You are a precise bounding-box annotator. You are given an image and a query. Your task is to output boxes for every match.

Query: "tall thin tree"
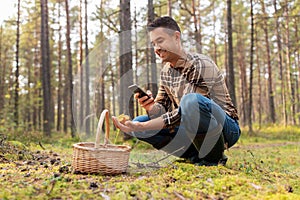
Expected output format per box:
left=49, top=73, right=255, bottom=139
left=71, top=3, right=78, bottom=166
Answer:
left=84, top=0, right=90, bottom=135
left=283, top=0, right=295, bottom=125
left=191, top=0, right=202, bottom=54
left=273, top=0, right=287, bottom=125
left=65, top=0, right=75, bottom=137
left=57, top=0, right=63, bottom=131
left=119, top=0, right=133, bottom=117
left=0, top=25, right=5, bottom=115
left=148, top=0, right=158, bottom=97
left=41, top=0, right=53, bottom=136
left=226, top=0, right=237, bottom=107
left=261, top=0, right=276, bottom=123
left=14, top=0, right=21, bottom=126
left=78, top=0, right=84, bottom=130
left=248, top=0, right=254, bottom=133
left=167, top=0, right=172, bottom=17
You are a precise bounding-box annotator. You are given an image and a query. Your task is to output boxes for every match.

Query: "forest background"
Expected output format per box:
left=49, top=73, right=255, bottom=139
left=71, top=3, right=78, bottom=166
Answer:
left=0, top=0, right=299, bottom=137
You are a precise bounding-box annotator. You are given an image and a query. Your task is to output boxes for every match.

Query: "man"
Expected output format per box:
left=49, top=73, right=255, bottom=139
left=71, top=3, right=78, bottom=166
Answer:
left=112, top=16, right=241, bottom=166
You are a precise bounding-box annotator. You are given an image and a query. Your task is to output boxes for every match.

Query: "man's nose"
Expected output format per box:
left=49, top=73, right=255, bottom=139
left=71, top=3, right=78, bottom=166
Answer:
left=153, top=44, right=161, bottom=51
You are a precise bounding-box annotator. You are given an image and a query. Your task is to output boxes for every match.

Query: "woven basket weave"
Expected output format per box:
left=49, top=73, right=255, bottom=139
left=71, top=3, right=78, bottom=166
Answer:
left=72, top=109, right=131, bottom=175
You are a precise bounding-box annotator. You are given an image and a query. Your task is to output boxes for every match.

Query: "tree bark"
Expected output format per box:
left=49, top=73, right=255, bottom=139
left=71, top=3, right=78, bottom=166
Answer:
left=237, top=20, right=247, bottom=126
left=167, top=0, right=172, bottom=17
left=273, top=0, right=287, bottom=125
left=226, top=0, right=237, bottom=107
left=255, top=29, right=262, bottom=128
left=148, top=0, right=158, bottom=97
left=41, top=0, right=52, bottom=136
left=295, top=18, right=300, bottom=123
left=78, top=0, right=84, bottom=130
left=191, top=0, right=202, bottom=54
left=84, top=0, right=90, bottom=135
left=133, top=6, right=139, bottom=117
left=57, top=2, right=63, bottom=131
left=0, top=26, right=4, bottom=116
left=65, top=0, right=75, bottom=137
left=119, top=0, right=133, bottom=117
left=261, top=0, right=276, bottom=123
left=14, top=0, right=21, bottom=126
left=248, top=0, right=254, bottom=133
left=283, top=0, right=295, bottom=125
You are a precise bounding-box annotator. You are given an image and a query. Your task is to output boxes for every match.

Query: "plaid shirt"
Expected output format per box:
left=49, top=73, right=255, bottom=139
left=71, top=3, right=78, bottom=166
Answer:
left=148, top=52, right=239, bottom=130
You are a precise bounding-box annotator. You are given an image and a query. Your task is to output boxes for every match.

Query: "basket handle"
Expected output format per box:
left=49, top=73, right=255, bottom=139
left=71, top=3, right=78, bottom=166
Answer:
left=95, top=109, right=110, bottom=148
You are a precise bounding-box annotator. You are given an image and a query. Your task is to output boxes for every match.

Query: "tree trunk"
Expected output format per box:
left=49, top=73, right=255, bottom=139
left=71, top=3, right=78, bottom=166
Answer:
left=33, top=39, right=40, bottom=130
left=283, top=0, right=295, bottom=125
left=295, top=18, right=300, bottom=123
left=261, top=0, right=276, bottom=123
left=237, top=21, right=247, bottom=126
left=65, top=0, right=75, bottom=137
left=148, top=0, right=158, bottom=97
left=99, top=0, right=105, bottom=117
left=226, top=0, right=237, bottom=107
left=84, top=0, right=90, bottom=135
left=57, top=2, right=63, bottom=131
left=133, top=6, right=139, bottom=117
left=14, top=0, right=21, bottom=126
left=248, top=0, right=254, bottom=133
left=255, top=29, right=262, bottom=128
left=0, top=26, right=4, bottom=115
left=119, top=0, right=133, bottom=117
left=111, top=64, right=116, bottom=131
left=212, top=0, right=217, bottom=64
left=192, top=0, right=202, bottom=54
left=78, top=0, right=84, bottom=130
left=273, top=0, right=287, bottom=126
left=167, top=0, right=172, bottom=17
left=41, top=0, right=52, bottom=136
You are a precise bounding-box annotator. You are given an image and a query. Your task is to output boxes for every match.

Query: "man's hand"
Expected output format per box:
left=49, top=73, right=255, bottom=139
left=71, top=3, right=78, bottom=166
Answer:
left=112, top=115, right=165, bottom=134
left=112, top=116, right=144, bottom=133
left=135, top=90, right=155, bottom=111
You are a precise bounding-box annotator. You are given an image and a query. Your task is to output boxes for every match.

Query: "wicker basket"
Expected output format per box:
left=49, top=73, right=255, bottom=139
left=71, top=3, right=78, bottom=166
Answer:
left=72, top=109, right=131, bottom=175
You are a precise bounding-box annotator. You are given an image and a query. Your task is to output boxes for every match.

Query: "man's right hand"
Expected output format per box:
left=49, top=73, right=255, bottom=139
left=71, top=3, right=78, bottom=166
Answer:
left=134, top=90, right=155, bottom=111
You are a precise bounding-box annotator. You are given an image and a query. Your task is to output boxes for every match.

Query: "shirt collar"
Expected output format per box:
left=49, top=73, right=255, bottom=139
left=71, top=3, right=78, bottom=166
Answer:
left=172, top=52, right=194, bottom=70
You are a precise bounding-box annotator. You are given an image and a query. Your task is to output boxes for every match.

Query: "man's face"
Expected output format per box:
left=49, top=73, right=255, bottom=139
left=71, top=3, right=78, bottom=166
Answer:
left=149, top=27, right=181, bottom=64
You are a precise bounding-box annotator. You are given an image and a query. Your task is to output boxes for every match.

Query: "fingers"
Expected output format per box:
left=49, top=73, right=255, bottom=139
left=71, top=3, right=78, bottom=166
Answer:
left=112, top=116, right=133, bottom=133
left=146, top=90, right=153, bottom=97
left=140, top=97, right=154, bottom=107
left=134, top=93, right=140, bottom=99
left=111, top=116, right=121, bottom=129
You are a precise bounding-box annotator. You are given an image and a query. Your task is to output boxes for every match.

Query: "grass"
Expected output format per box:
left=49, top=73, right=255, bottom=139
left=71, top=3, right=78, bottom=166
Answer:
left=0, top=125, right=299, bottom=199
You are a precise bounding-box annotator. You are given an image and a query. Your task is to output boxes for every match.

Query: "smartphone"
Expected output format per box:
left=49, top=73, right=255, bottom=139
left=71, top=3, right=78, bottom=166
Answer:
left=128, top=84, right=150, bottom=99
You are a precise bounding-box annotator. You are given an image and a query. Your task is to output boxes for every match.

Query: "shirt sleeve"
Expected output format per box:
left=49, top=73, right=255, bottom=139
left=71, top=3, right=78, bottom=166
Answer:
left=147, top=85, right=168, bottom=119
left=147, top=84, right=181, bottom=129
left=161, top=108, right=181, bottom=128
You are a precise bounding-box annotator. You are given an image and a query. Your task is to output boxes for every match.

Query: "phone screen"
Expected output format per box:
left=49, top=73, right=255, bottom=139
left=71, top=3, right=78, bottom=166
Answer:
left=128, top=84, right=150, bottom=99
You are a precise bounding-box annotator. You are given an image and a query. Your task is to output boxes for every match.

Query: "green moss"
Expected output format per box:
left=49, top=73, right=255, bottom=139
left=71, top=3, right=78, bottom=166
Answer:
left=0, top=125, right=300, bottom=199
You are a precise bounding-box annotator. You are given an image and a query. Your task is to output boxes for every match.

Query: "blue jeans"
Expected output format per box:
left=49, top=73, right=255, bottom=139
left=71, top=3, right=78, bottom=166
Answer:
left=131, top=93, right=241, bottom=158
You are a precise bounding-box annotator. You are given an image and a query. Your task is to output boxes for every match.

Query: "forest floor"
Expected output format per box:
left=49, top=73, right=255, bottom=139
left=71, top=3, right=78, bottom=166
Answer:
left=0, top=125, right=299, bottom=200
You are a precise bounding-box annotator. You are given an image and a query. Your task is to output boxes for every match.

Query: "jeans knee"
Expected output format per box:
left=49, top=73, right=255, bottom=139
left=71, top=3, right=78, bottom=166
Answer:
left=133, top=115, right=149, bottom=122
left=180, top=93, right=198, bottom=111
left=180, top=93, right=210, bottom=113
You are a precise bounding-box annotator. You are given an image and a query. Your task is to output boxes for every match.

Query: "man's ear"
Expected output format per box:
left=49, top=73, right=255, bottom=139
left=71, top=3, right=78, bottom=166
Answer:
left=174, top=31, right=181, bottom=42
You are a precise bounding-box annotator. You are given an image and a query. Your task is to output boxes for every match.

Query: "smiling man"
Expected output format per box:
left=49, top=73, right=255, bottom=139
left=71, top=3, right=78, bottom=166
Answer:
left=112, top=16, right=241, bottom=166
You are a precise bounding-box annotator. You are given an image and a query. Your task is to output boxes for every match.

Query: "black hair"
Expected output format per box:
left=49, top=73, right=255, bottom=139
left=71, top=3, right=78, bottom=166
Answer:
left=147, top=16, right=181, bottom=34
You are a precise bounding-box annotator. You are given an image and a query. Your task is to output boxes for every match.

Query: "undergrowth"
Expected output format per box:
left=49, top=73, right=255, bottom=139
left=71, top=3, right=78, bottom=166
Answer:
left=0, top=125, right=299, bottom=199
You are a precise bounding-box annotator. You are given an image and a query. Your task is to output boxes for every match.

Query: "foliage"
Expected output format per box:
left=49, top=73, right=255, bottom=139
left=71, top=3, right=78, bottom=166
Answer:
left=0, top=125, right=299, bottom=199
left=1, top=0, right=300, bottom=134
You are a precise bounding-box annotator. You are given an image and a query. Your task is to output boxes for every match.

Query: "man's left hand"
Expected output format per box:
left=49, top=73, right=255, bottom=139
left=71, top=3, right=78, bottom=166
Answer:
left=112, top=116, right=144, bottom=133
